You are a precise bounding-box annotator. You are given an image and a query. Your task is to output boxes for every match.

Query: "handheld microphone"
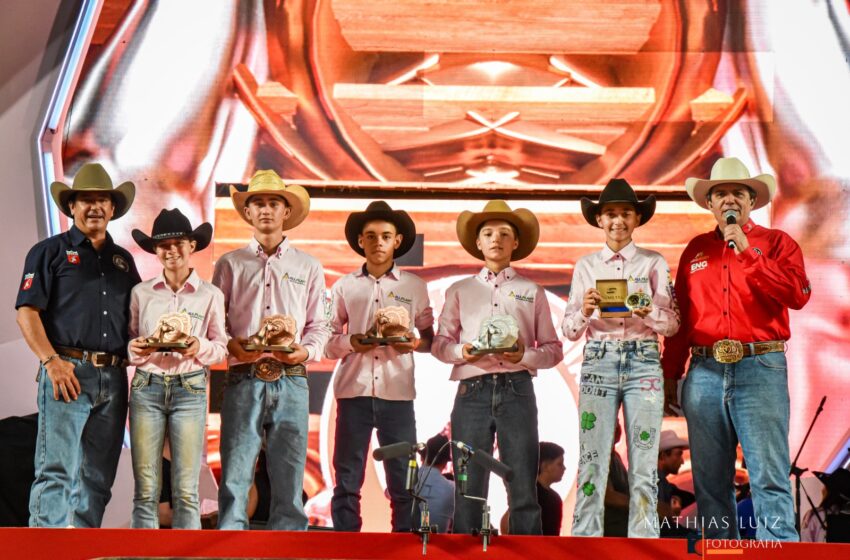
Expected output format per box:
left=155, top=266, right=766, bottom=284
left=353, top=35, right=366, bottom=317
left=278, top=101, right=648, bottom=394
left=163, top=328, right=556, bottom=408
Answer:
left=454, top=441, right=515, bottom=482
left=723, top=210, right=738, bottom=250
left=372, top=441, right=423, bottom=462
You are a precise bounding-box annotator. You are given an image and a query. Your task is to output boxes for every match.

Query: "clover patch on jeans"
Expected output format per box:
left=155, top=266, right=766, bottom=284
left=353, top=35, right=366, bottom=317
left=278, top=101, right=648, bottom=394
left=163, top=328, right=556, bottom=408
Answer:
left=633, top=426, right=656, bottom=450
left=580, top=411, right=597, bottom=432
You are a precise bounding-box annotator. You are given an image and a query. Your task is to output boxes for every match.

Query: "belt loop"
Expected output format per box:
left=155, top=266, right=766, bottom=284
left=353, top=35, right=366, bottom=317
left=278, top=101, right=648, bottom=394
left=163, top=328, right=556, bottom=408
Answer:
left=747, top=343, right=755, bottom=356
left=599, top=344, right=606, bottom=359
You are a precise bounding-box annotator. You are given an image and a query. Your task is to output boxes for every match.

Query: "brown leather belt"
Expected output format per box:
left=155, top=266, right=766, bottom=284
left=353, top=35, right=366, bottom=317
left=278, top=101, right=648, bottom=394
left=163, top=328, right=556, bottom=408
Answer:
left=691, top=340, right=785, bottom=364
left=228, top=358, right=306, bottom=382
left=55, top=346, right=125, bottom=368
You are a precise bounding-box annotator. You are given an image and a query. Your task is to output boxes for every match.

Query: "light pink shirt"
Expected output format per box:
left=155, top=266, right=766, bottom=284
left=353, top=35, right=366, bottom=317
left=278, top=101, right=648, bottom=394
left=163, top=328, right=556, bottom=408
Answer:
left=212, top=237, right=330, bottom=367
left=432, top=267, right=563, bottom=380
left=562, top=241, right=680, bottom=341
left=325, top=264, right=434, bottom=401
left=127, top=270, right=228, bottom=374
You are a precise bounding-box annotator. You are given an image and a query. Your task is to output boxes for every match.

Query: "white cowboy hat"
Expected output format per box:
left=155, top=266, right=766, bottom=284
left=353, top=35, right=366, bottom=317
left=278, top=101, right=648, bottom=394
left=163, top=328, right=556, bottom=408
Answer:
left=685, top=157, right=776, bottom=210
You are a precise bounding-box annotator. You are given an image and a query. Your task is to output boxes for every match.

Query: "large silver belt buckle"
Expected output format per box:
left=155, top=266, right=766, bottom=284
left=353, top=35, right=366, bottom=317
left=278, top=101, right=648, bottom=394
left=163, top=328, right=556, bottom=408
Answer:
left=253, top=357, right=284, bottom=382
left=712, top=339, right=744, bottom=363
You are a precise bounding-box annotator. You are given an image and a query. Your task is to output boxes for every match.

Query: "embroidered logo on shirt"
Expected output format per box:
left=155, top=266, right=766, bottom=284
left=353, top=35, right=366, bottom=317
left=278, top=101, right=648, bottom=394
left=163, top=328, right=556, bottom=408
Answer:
left=22, top=273, right=34, bottom=291
left=628, top=275, right=649, bottom=283
left=181, top=309, right=205, bottom=321
left=281, top=272, right=307, bottom=286
left=66, top=250, right=80, bottom=264
left=508, top=290, right=535, bottom=303
left=386, top=291, right=413, bottom=305
left=690, top=260, right=708, bottom=273
left=752, top=247, right=763, bottom=256
left=113, top=255, right=129, bottom=272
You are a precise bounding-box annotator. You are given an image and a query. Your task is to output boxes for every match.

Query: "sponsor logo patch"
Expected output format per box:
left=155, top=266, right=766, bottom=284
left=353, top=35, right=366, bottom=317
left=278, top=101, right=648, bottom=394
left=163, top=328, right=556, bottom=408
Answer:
left=387, top=291, right=413, bottom=305
left=22, top=273, right=34, bottom=291
left=690, top=260, right=708, bottom=273
left=508, top=290, right=535, bottom=303
left=281, top=272, right=306, bottom=286
left=66, top=250, right=80, bottom=264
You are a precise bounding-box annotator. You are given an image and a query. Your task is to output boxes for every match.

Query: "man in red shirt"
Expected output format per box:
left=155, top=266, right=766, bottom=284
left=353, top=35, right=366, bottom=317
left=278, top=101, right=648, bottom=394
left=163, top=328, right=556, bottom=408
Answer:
left=661, top=157, right=811, bottom=541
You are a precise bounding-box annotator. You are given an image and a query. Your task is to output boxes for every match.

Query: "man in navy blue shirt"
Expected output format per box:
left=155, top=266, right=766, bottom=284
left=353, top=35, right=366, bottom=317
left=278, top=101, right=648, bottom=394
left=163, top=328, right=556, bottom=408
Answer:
left=15, top=163, right=140, bottom=527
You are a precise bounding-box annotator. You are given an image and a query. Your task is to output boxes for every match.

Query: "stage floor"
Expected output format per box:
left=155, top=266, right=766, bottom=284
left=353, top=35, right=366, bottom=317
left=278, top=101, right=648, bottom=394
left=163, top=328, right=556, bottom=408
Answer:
left=2, top=528, right=848, bottom=559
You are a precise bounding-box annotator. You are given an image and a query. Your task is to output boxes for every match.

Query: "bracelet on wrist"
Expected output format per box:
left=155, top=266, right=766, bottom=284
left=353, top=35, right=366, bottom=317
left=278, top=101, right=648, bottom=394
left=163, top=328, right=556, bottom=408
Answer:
left=40, top=353, right=60, bottom=366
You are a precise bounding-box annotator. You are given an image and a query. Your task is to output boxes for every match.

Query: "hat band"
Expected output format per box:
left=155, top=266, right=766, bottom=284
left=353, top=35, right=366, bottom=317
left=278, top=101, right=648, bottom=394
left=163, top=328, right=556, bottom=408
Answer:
left=152, top=231, right=189, bottom=239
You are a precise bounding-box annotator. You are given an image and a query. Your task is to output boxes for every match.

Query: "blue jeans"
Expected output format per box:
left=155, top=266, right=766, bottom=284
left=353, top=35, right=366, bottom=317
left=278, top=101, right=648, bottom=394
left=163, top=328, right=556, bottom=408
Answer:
left=129, top=369, right=207, bottom=529
left=572, top=340, right=663, bottom=538
left=217, top=371, right=309, bottom=530
left=29, top=358, right=128, bottom=527
left=450, top=371, right=541, bottom=535
left=331, top=397, right=417, bottom=532
left=682, top=352, right=797, bottom=541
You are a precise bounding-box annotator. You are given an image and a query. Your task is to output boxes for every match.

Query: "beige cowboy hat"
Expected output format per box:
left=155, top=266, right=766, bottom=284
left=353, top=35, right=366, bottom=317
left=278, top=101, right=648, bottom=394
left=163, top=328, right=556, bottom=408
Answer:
left=456, top=200, right=540, bottom=261
left=685, top=157, right=776, bottom=210
left=50, top=163, right=136, bottom=220
left=230, top=169, right=310, bottom=230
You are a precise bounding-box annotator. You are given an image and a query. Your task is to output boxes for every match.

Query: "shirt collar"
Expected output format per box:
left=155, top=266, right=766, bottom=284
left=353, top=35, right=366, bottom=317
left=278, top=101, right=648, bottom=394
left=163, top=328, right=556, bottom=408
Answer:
left=478, top=266, right=515, bottom=284
left=714, top=219, right=756, bottom=238
left=601, top=241, right=637, bottom=262
left=68, top=224, right=114, bottom=249
left=359, top=262, right=400, bottom=280
left=152, top=269, right=200, bottom=292
left=249, top=236, right=290, bottom=259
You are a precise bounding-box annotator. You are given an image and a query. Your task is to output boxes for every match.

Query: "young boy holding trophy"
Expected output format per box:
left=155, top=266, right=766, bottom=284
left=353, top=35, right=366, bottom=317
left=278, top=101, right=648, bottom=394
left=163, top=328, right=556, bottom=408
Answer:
left=127, top=208, right=227, bottom=528
left=563, top=179, right=679, bottom=537
left=325, top=201, right=434, bottom=532
left=432, top=200, right=563, bottom=535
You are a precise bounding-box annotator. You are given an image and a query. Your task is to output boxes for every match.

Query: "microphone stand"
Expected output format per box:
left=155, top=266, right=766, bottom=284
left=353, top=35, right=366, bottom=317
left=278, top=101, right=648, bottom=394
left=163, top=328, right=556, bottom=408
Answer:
left=790, top=396, right=826, bottom=533
left=457, top=450, right=494, bottom=551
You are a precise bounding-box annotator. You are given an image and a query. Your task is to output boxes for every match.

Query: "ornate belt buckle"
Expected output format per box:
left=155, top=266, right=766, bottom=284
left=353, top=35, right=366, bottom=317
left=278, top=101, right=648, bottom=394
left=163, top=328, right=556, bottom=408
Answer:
left=253, top=357, right=284, bottom=382
left=91, top=352, right=109, bottom=368
left=712, top=339, right=744, bottom=363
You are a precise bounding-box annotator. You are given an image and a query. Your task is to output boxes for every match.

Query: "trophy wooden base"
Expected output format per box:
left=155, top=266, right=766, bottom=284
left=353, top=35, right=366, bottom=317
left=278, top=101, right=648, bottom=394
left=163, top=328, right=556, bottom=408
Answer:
left=142, top=341, right=189, bottom=351
left=470, top=344, right=519, bottom=355
left=243, top=344, right=294, bottom=353
left=359, top=336, right=410, bottom=346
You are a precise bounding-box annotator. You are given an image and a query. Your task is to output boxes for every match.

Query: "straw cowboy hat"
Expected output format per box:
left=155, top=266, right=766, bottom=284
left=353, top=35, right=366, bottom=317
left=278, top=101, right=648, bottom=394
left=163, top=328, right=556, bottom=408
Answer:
left=132, top=208, right=212, bottom=254
left=50, top=163, right=135, bottom=220
left=344, top=201, right=417, bottom=258
left=685, top=157, right=776, bottom=210
left=230, top=169, right=310, bottom=230
left=580, top=178, right=656, bottom=228
left=456, top=200, right=540, bottom=261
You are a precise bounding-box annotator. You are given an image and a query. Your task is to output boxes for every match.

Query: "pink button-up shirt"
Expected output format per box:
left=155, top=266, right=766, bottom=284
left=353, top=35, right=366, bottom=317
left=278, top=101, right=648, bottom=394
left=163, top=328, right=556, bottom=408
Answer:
left=127, top=270, right=228, bottom=374
left=326, top=264, right=433, bottom=401
left=562, top=241, right=679, bottom=341
left=212, top=237, right=330, bottom=367
left=432, top=267, right=563, bottom=380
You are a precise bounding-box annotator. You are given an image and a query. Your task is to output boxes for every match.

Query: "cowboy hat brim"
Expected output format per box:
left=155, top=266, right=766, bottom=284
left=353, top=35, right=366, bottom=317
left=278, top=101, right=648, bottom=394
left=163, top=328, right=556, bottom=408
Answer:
left=685, top=174, right=776, bottom=210
left=50, top=181, right=136, bottom=220
left=131, top=222, right=213, bottom=254
left=230, top=184, right=311, bottom=231
left=580, top=196, right=656, bottom=228
left=345, top=208, right=417, bottom=258
left=456, top=208, right=539, bottom=262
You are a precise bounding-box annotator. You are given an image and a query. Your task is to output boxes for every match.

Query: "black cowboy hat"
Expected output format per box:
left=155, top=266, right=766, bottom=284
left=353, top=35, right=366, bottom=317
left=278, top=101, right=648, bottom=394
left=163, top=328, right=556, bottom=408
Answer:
left=580, top=178, right=656, bottom=228
left=814, top=468, right=850, bottom=500
left=131, top=208, right=213, bottom=254
left=344, top=201, right=416, bottom=258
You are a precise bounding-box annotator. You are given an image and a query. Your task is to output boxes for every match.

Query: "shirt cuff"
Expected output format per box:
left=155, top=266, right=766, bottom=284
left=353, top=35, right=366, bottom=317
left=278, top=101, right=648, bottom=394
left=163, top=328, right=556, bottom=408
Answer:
left=453, top=343, right=465, bottom=362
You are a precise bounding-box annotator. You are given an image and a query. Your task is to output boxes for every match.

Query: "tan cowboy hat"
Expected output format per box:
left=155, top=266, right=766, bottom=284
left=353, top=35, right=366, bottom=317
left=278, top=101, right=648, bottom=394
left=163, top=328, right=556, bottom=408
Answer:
left=50, top=163, right=136, bottom=220
left=230, top=169, right=310, bottom=230
left=685, top=157, right=776, bottom=210
left=456, top=200, right=540, bottom=261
